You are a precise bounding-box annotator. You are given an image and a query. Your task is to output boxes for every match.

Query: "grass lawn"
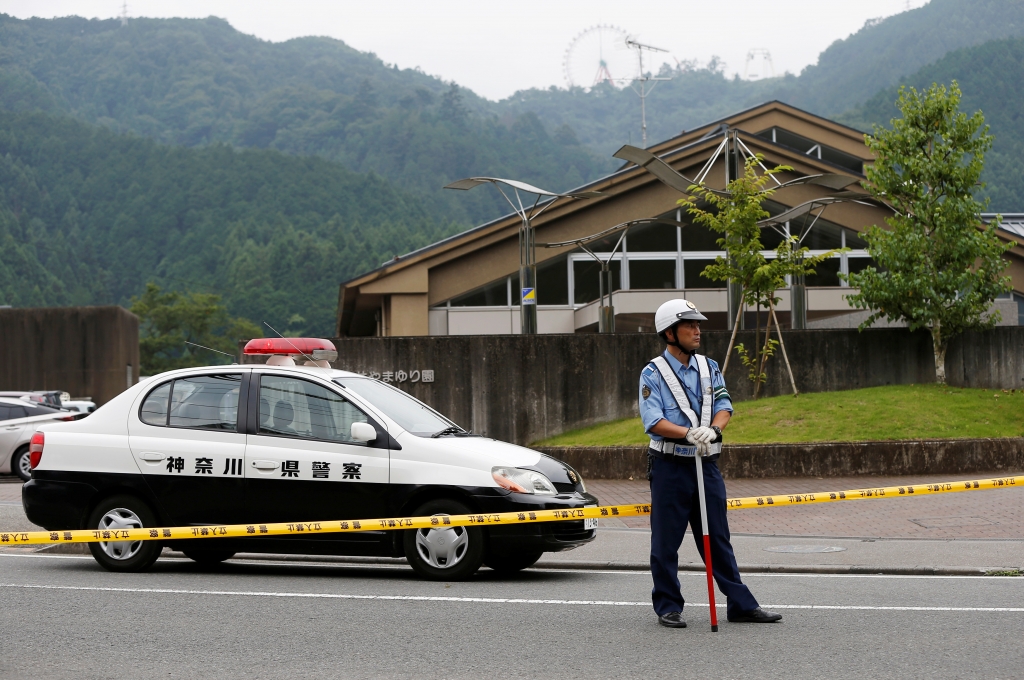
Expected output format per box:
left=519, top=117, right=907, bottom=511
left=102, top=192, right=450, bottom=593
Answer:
left=533, top=384, right=1024, bottom=446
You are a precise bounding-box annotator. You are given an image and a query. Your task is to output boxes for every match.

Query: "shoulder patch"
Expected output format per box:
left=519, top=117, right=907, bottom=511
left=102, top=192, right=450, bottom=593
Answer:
left=642, top=365, right=656, bottom=376
left=642, top=385, right=652, bottom=400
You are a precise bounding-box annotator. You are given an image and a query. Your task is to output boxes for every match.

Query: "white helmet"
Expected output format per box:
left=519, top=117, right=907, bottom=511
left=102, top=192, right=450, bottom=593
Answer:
left=654, top=299, right=708, bottom=333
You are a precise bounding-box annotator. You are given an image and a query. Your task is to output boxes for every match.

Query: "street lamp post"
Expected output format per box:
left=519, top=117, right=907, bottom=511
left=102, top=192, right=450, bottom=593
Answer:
left=538, top=218, right=685, bottom=333
left=445, top=178, right=600, bottom=335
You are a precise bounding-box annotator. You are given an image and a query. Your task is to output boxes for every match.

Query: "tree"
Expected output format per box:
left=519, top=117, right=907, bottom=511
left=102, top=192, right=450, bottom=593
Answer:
left=684, top=156, right=841, bottom=397
left=130, top=282, right=261, bottom=375
left=845, top=82, right=1014, bottom=384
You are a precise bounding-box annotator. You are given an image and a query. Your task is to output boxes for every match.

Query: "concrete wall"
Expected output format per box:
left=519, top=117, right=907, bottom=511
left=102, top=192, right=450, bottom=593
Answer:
left=278, top=327, right=1024, bottom=446
left=0, top=306, right=140, bottom=405
left=537, top=439, right=1024, bottom=480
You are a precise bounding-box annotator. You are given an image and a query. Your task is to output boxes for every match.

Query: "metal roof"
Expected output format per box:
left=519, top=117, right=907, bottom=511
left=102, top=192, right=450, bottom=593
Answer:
left=984, top=213, right=1024, bottom=240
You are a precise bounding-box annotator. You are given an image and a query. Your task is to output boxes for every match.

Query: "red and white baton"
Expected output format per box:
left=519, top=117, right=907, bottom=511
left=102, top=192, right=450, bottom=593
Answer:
left=694, top=452, right=718, bottom=632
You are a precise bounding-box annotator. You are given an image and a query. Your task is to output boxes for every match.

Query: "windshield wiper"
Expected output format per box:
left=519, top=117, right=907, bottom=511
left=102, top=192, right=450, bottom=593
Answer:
left=431, top=426, right=465, bottom=438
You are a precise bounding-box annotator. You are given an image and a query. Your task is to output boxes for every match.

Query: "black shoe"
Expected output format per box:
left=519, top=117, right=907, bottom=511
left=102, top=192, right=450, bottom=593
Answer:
left=658, top=611, right=687, bottom=628
left=728, top=607, right=782, bottom=623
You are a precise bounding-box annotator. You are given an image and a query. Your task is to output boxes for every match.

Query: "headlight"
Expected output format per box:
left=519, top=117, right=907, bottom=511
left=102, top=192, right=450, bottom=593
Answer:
left=492, top=467, right=558, bottom=495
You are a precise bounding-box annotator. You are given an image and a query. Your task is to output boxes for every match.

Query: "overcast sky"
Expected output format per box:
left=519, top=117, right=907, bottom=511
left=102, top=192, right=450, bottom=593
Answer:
left=1, top=0, right=924, bottom=101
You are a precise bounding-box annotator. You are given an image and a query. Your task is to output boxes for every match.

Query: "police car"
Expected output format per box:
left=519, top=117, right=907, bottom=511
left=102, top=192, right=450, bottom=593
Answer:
left=23, top=338, right=597, bottom=580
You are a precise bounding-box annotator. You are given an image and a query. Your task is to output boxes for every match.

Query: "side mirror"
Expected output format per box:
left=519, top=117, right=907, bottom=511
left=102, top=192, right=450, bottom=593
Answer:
left=350, top=422, right=377, bottom=443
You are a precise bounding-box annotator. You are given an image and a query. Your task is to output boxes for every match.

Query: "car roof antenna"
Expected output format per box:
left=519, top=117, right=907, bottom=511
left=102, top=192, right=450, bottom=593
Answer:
left=184, top=341, right=237, bottom=364
left=262, top=321, right=319, bottom=367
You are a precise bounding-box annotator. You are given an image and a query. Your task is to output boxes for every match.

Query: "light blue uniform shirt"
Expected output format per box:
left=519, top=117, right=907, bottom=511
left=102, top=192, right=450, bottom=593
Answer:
left=639, top=350, right=732, bottom=441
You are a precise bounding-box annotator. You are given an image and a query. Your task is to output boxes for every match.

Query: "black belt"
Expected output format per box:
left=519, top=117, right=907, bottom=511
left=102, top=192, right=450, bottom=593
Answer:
left=648, top=448, right=721, bottom=463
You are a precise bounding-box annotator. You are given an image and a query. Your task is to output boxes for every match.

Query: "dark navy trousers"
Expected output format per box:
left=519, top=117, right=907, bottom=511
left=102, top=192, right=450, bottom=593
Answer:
left=649, top=454, right=759, bottom=617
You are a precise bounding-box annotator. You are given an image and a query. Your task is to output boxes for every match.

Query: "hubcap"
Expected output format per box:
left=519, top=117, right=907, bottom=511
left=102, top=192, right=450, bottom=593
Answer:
left=414, top=515, right=469, bottom=569
left=17, top=451, right=32, bottom=479
left=97, top=508, right=145, bottom=561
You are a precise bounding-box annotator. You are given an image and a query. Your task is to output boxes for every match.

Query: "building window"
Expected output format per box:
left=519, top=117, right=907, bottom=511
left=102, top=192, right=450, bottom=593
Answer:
left=800, top=220, right=844, bottom=250
left=627, top=221, right=677, bottom=252
left=573, top=259, right=621, bottom=305
left=536, top=257, right=569, bottom=305
left=629, top=259, right=676, bottom=289
left=805, top=258, right=842, bottom=287
left=680, top=223, right=721, bottom=252
left=683, top=259, right=720, bottom=288
left=755, top=127, right=864, bottom=174
left=450, top=277, right=509, bottom=306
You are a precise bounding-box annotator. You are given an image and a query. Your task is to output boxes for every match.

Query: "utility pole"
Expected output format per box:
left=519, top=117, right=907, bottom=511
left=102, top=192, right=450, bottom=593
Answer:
left=622, top=40, right=670, bottom=148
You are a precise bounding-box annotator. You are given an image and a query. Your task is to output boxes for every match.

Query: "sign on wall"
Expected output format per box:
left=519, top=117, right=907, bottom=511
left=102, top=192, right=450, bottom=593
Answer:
left=355, top=369, right=434, bottom=384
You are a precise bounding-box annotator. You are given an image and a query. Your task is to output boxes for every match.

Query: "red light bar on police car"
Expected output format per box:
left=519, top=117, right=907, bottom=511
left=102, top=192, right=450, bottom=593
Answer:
left=243, top=338, right=338, bottom=363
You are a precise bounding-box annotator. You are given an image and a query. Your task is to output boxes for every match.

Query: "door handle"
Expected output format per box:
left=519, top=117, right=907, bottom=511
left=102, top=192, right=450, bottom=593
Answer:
left=5, top=425, right=19, bottom=430
left=252, top=460, right=280, bottom=470
left=139, top=452, right=165, bottom=462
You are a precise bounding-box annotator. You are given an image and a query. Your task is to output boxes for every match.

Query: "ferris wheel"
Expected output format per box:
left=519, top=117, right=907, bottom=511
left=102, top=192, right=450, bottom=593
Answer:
left=563, top=25, right=638, bottom=90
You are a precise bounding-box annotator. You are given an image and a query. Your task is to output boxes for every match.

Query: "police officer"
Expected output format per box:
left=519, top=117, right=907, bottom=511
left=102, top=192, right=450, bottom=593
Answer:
left=640, top=299, right=782, bottom=628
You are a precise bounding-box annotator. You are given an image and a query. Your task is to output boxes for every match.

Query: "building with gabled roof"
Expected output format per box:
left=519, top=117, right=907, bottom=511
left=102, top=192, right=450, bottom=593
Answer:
left=337, top=101, right=1024, bottom=336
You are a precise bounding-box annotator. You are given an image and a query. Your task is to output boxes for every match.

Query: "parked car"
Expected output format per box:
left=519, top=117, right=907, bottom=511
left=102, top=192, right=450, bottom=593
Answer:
left=0, top=391, right=67, bottom=409
left=0, top=397, right=78, bottom=481
left=24, top=338, right=598, bottom=578
left=62, top=400, right=97, bottom=414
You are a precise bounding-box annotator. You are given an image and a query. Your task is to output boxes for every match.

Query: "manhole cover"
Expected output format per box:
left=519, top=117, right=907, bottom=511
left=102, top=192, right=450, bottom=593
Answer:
left=910, top=516, right=996, bottom=528
left=763, top=545, right=847, bottom=553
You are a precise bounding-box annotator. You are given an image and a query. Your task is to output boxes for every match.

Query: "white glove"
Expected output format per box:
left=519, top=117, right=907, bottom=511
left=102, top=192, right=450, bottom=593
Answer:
left=684, top=427, right=712, bottom=456
left=689, top=426, right=717, bottom=444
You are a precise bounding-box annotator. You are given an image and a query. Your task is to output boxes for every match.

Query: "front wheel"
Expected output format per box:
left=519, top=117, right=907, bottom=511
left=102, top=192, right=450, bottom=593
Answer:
left=12, top=446, right=31, bottom=482
left=86, top=495, right=162, bottom=573
left=403, top=499, right=484, bottom=581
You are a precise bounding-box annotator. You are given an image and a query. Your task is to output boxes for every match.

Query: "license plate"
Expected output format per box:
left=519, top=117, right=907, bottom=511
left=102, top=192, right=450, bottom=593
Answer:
left=584, top=505, right=598, bottom=530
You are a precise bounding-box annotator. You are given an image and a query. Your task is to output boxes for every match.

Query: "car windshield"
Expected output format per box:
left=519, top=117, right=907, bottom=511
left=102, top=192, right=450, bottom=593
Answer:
left=336, top=378, right=456, bottom=437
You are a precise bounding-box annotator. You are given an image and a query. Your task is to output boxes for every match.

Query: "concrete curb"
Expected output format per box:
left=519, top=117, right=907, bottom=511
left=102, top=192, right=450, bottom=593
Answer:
left=148, top=550, right=1013, bottom=577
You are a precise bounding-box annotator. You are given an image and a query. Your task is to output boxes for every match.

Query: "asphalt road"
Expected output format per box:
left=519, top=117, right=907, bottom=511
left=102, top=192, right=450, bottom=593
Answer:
left=1, top=551, right=1021, bottom=679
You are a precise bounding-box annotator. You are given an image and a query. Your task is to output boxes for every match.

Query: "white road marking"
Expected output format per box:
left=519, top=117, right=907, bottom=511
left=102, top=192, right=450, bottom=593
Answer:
left=2, top=583, right=1022, bottom=612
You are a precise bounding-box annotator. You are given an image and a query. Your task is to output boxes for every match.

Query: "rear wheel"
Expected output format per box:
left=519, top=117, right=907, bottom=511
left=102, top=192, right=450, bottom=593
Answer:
left=86, top=495, right=162, bottom=573
left=182, top=549, right=236, bottom=564
left=12, top=446, right=31, bottom=482
left=485, top=550, right=543, bottom=575
left=403, top=499, right=484, bottom=581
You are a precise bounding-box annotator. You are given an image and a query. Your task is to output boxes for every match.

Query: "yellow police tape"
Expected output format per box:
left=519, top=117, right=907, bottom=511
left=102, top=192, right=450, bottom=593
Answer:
left=1, top=475, right=1019, bottom=546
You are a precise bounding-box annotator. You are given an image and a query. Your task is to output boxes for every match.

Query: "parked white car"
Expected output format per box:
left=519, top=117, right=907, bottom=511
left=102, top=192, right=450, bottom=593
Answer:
left=0, top=397, right=77, bottom=481
left=62, top=400, right=97, bottom=414
left=25, top=338, right=597, bottom=578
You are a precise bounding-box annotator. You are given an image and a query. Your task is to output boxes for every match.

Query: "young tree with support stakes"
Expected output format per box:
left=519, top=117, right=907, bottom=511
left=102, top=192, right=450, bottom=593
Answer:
left=845, top=82, right=1014, bottom=385
left=684, top=156, right=842, bottom=398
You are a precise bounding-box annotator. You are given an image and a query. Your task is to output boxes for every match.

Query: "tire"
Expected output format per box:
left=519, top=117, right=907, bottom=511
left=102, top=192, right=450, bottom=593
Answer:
left=484, top=550, right=543, bottom=575
left=403, top=499, right=484, bottom=581
left=182, top=549, right=236, bottom=564
left=86, top=495, right=162, bottom=573
left=12, top=446, right=31, bottom=482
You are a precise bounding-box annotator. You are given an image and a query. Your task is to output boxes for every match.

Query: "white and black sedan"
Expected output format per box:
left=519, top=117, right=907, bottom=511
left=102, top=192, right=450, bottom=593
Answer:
left=23, top=339, right=597, bottom=580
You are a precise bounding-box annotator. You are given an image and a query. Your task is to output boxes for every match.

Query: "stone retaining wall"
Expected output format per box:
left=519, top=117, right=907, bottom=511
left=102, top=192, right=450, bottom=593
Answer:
left=535, top=438, right=1024, bottom=480
left=282, top=327, right=1024, bottom=445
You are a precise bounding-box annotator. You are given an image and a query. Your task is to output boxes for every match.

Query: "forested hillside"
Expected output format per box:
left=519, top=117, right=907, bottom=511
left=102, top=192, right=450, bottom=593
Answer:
left=0, top=110, right=455, bottom=334
left=0, top=14, right=611, bottom=224
left=1, top=4, right=1023, bottom=332
left=500, top=0, right=1024, bottom=156
left=839, top=36, right=1024, bottom=210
